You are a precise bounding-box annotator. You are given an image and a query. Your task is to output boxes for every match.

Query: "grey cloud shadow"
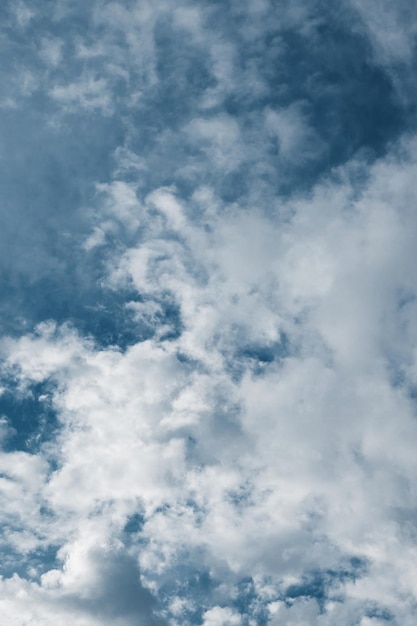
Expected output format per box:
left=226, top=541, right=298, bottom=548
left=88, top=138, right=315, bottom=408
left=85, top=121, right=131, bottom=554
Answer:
left=58, top=549, right=166, bottom=626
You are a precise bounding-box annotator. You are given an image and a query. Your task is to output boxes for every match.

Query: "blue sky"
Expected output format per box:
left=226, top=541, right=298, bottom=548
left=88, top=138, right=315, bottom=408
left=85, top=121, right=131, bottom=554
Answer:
left=1, top=1, right=417, bottom=624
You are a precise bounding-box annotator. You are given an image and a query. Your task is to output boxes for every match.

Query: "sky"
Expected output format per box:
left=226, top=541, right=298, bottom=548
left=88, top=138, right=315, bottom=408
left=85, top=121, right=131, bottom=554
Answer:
left=1, top=1, right=417, bottom=624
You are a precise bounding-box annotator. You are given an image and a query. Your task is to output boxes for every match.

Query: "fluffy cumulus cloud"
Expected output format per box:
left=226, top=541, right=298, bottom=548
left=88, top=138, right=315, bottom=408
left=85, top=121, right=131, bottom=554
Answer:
left=1, top=0, right=417, bottom=624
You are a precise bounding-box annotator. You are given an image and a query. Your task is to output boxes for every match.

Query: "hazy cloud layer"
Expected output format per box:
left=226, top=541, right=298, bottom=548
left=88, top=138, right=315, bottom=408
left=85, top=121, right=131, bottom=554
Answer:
left=1, top=1, right=417, bottom=625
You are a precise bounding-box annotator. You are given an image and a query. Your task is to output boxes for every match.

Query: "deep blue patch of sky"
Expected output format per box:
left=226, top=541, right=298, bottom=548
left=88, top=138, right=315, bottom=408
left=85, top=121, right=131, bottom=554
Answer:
left=0, top=380, right=59, bottom=455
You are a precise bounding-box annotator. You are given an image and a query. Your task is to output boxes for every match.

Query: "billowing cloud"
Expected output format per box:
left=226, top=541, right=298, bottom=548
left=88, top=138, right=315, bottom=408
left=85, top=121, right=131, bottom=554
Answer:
left=1, top=1, right=417, bottom=625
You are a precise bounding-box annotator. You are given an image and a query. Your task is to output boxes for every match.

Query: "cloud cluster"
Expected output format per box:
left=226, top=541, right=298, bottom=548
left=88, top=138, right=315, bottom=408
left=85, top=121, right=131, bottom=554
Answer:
left=1, top=0, right=417, bottom=624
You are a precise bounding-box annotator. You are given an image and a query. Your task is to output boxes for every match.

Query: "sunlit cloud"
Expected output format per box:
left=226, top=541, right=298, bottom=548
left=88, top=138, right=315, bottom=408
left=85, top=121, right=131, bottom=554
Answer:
left=1, top=1, right=417, bottom=624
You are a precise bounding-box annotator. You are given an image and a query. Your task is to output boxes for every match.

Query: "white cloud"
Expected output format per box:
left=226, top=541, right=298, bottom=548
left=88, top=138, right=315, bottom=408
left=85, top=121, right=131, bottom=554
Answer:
left=2, top=134, right=417, bottom=622
left=96, top=181, right=143, bottom=232
left=76, top=136, right=417, bottom=620
left=3, top=1, right=417, bottom=623
left=350, top=0, right=417, bottom=65
left=202, top=606, right=242, bottom=626
left=50, top=76, right=113, bottom=115
left=14, top=2, right=35, bottom=28
left=265, top=103, right=325, bottom=165
left=186, top=114, right=242, bottom=171
left=39, top=37, right=63, bottom=68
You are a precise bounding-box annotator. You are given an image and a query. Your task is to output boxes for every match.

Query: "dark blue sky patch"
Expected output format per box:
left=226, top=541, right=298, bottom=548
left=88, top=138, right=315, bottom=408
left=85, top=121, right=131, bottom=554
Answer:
left=240, top=335, right=290, bottom=363
left=233, top=577, right=270, bottom=626
left=230, top=334, right=291, bottom=380
left=225, top=480, right=254, bottom=509
left=0, top=105, right=124, bottom=335
left=208, top=3, right=409, bottom=195
left=183, top=435, right=199, bottom=466
left=0, top=542, right=60, bottom=580
left=26, top=544, right=60, bottom=580
left=285, top=574, right=325, bottom=609
left=260, top=27, right=406, bottom=191
left=284, top=557, right=368, bottom=611
left=106, top=0, right=411, bottom=207
left=73, top=291, right=161, bottom=350
left=365, top=606, right=395, bottom=622
left=0, top=278, right=144, bottom=350
left=0, top=242, right=186, bottom=348
left=0, top=381, right=59, bottom=454
left=156, top=299, right=184, bottom=342
left=153, top=18, right=215, bottom=124
left=90, top=292, right=181, bottom=347
left=158, top=567, right=219, bottom=625
left=123, top=512, right=145, bottom=535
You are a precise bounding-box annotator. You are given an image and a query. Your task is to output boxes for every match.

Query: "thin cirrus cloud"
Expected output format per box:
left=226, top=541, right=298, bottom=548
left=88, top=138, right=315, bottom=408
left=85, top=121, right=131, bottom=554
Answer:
left=1, top=0, right=417, bottom=625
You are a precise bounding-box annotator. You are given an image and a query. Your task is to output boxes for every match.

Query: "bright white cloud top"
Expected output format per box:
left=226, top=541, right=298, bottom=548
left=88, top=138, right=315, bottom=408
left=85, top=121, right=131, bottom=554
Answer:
left=1, top=1, right=417, bottom=625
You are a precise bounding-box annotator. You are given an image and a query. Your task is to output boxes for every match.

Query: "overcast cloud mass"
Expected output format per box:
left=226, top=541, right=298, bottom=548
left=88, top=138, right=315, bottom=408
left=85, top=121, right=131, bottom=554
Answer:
left=1, top=1, right=417, bottom=624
